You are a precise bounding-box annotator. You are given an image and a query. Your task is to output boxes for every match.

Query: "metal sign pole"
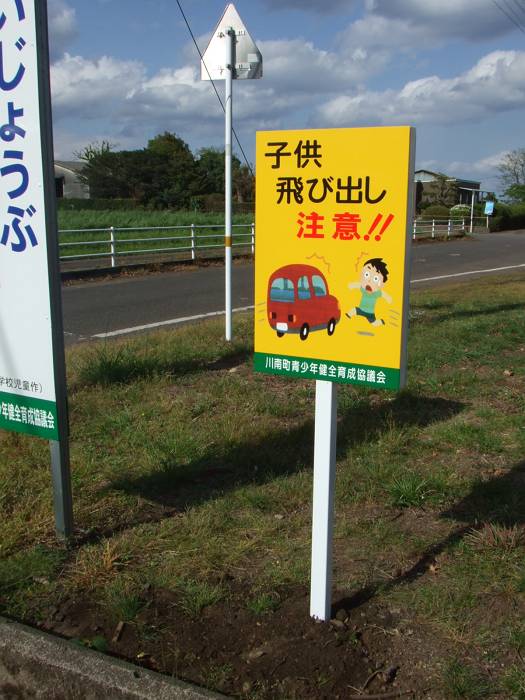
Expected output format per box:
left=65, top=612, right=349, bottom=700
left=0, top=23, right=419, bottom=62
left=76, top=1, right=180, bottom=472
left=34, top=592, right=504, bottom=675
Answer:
left=224, top=29, right=234, bottom=341
left=310, top=379, right=338, bottom=620
left=36, top=0, right=74, bottom=541
left=201, top=5, right=262, bottom=342
left=49, top=439, right=74, bottom=540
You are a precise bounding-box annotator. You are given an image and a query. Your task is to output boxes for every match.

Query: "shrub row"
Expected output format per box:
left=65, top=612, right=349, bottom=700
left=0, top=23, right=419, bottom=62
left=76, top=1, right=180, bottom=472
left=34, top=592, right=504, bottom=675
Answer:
left=489, top=211, right=525, bottom=232
left=57, top=198, right=140, bottom=211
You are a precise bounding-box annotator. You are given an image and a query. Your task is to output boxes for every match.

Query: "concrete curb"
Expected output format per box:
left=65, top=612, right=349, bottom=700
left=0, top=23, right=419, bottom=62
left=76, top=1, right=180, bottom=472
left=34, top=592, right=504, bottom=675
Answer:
left=0, top=616, right=227, bottom=700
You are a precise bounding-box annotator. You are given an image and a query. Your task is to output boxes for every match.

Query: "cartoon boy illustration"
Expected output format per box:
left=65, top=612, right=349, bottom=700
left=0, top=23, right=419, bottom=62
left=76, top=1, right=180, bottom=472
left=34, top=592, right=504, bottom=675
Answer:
left=346, top=257, right=392, bottom=327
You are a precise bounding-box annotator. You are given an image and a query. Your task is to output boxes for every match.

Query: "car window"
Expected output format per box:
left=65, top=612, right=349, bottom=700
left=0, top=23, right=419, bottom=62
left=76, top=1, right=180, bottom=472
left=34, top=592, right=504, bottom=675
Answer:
left=270, top=277, right=294, bottom=302
left=298, top=275, right=311, bottom=300
left=312, top=275, right=327, bottom=297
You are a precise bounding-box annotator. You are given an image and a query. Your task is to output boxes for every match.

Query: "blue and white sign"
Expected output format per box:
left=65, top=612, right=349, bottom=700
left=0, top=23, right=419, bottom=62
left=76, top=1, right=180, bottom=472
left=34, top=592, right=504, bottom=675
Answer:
left=0, top=0, right=59, bottom=439
left=484, top=201, right=494, bottom=216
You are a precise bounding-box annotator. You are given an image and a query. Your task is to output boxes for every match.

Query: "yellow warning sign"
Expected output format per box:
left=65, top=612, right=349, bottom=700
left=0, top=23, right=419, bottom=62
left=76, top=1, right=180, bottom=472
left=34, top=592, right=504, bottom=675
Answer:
left=254, top=126, right=415, bottom=390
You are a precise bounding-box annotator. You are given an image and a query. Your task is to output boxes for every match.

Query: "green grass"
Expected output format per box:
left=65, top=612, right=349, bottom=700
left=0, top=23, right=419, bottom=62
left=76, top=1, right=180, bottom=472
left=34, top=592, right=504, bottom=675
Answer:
left=386, top=471, right=452, bottom=508
left=442, top=659, right=493, bottom=698
left=246, top=591, right=281, bottom=615
left=176, top=579, right=225, bottom=618
left=1, top=273, right=525, bottom=696
left=101, top=577, right=144, bottom=623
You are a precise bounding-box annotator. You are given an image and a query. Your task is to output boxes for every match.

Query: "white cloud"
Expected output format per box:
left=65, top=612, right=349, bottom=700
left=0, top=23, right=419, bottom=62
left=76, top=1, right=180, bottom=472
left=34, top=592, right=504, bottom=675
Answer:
left=317, top=51, right=525, bottom=128
left=367, top=0, right=512, bottom=41
left=50, top=33, right=372, bottom=148
left=448, top=151, right=508, bottom=178
left=334, top=0, right=516, bottom=81
left=263, top=0, right=356, bottom=12
left=259, top=38, right=367, bottom=93
left=48, top=0, right=77, bottom=60
left=51, top=54, right=146, bottom=119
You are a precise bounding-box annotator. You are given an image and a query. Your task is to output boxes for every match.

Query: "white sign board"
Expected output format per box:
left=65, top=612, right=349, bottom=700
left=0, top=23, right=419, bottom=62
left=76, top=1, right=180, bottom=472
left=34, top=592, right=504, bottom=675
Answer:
left=201, top=3, right=262, bottom=81
left=0, top=0, right=59, bottom=440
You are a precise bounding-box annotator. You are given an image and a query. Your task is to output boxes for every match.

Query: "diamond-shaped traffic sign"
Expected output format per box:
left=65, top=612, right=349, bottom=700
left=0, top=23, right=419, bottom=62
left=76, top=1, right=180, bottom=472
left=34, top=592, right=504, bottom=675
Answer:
left=201, top=3, right=262, bottom=80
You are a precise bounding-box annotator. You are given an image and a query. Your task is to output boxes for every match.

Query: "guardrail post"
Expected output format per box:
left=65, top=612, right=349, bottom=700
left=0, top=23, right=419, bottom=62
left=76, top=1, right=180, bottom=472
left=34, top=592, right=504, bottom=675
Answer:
left=251, top=222, right=255, bottom=255
left=462, top=218, right=465, bottom=234
left=486, top=216, right=489, bottom=230
left=447, top=219, right=451, bottom=239
left=431, top=219, right=435, bottom=239
left=191, top=223, right=196, bottom=261
left=109, top=226, right=116, bottom=268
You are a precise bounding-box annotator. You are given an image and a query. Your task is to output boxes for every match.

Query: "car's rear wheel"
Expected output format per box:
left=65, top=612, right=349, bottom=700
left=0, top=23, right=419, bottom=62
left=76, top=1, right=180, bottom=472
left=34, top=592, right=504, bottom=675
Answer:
left=327, top=318, right=336, bottom=336
left=299, top=323, right=309, bottom=341
left=276, top=330, right=284, bottom=337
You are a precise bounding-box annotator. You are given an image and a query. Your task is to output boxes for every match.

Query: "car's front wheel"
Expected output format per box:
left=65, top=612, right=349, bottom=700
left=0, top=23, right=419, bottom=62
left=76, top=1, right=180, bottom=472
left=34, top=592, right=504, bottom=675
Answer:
left=299, top=323, right=309, bottom=341
left=327, top=318, right=336, bottom=336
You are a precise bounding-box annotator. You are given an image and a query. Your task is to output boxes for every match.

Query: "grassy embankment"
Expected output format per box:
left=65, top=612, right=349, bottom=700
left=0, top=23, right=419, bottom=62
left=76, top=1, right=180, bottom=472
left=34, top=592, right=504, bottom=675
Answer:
left=0, top=274, right=524, bottom=698
left=57, top=210, right=254, bottom=263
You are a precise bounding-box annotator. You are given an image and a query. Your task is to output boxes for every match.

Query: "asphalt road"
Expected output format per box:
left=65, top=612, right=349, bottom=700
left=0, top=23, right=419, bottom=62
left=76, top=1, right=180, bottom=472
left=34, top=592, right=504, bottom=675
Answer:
left=62, top=231, right=525, bottom=345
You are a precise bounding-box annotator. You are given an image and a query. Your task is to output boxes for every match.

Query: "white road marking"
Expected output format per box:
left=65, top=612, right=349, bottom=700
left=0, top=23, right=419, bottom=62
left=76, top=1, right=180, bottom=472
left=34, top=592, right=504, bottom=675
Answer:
left=89, top=263, right=524, bottom=339
left=91, top=305, right=255, bottom=338
left=412, top=263, right=525, bottom=284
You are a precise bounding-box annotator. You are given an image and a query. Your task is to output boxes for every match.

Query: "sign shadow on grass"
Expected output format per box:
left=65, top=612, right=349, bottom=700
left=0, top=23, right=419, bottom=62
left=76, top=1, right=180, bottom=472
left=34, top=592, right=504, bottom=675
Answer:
left=421, top=301, right=524, bottom=325
left=332, top=458, right=525, bottom=617
left=90, top=392, right=465, bottom=548
left=74, top=345, right=252, bottom=387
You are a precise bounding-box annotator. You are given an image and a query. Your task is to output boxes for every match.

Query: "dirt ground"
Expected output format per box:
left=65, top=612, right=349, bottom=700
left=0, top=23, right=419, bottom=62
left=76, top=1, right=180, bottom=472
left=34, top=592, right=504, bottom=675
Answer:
left=34, top=580, right=461, bottom=700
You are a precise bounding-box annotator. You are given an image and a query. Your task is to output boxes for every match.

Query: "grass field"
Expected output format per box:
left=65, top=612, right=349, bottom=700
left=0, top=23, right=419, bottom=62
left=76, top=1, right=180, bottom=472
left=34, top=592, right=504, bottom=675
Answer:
left=1, top=274, right=524, bottom=698
left=57, top=210, right=255, bottom=264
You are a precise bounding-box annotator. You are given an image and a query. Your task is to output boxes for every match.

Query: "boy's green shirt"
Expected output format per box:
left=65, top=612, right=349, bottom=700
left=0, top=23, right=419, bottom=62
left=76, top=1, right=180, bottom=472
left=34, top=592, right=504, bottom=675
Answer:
left=359, top=288, right=382, bottom=313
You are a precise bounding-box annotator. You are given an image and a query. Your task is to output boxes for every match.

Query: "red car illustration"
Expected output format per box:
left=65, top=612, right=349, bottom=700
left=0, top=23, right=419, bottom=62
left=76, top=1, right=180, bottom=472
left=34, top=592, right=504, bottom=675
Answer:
left=267, top=264, right=341, bottom=340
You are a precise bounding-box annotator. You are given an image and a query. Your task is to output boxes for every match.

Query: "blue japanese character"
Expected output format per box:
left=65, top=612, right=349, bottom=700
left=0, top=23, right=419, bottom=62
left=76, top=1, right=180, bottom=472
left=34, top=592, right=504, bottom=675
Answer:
left=1, top=205, right=37, bottom=253
left=1, top=150, right=28, bottom=199
left=0, top=0, right=25, bottom=28
left=14, top=0, right=26, bottom=21
left=0, top=42, right=25, bottom=91
left=0, top=102, right=25, bottom=141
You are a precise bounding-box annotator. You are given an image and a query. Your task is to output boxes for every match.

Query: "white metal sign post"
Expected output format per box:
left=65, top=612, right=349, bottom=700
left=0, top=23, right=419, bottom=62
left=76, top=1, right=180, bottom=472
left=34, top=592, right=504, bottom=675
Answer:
left=310, top=380, right=338, bottom=620
left=201, top=3, right=262, bottom=341
left=0, top=0, right=73, bottom=540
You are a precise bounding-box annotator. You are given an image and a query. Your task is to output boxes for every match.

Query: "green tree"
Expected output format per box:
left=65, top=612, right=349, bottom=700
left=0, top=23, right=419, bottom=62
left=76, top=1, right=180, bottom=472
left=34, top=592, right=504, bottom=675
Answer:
left=498, top=149, right=525, bottom=203
left=424, top=173, right=458, bottom=208
left=196, top=147, right=225, bottom=194
left=75, top=141, right=129, bottom=199
left=195, top=147, right=254, bottom=202
left=74, top=132, right=254, bottom=209
left=146, top=132, right=200, bottom=208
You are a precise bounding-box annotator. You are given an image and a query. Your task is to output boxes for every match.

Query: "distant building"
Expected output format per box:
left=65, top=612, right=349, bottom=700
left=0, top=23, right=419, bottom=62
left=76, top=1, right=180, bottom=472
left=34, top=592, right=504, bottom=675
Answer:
left=54, top=161, right=89, bottom=199
left=415, top=169, right=481, bottom=206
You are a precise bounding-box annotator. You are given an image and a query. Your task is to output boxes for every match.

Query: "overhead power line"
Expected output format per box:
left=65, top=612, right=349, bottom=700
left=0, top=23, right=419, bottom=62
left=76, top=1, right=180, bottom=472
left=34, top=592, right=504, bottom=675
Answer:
left=511, top=0, right=525, bottom=17
left=492, top=0, right=525, bottom=33
left=175, top=0, right=255, bottom=176
left=501, top=0, right=525, bottom=26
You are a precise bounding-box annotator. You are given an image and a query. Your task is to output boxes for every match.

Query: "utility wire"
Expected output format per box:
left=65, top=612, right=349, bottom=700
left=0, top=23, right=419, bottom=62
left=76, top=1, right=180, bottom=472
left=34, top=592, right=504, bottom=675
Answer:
left=175, top=0, right=255, bottom=177
left=510, top=0, right=525, bottom=18
left=492, top=0, right=525, bottom=33
left=501, top=0, right=525, bottom=26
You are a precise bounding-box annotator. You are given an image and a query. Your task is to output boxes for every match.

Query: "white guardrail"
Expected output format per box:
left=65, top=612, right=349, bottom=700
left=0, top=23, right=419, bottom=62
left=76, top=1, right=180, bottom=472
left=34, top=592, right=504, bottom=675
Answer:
left=59, top=222, right=255, bottom=269
left=413, top=216, right=489, bottom=240
left=58, top=217, right=490, bottom=271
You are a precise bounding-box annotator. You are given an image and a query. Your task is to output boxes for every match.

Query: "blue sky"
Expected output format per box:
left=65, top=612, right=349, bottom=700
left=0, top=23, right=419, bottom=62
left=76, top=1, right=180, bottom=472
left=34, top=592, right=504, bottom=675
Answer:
left=48, top=0, right=525, bottom=194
